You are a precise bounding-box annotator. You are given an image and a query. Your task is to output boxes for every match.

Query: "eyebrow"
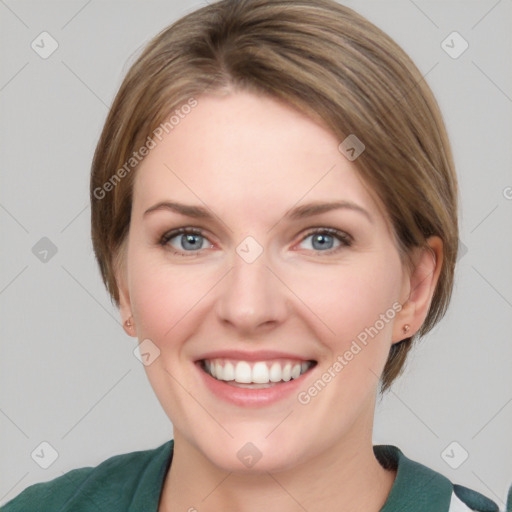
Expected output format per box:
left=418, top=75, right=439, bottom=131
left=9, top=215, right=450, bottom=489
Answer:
left=143, top=200, right=373, bottom=223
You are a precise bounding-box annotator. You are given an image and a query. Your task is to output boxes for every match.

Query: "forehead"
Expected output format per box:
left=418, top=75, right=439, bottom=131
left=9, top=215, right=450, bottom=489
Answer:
left=132, top=91, right=385, bottom=226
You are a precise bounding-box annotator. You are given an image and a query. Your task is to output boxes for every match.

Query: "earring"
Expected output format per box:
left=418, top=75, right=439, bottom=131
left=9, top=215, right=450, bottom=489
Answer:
left=402, top=324, right=410, bottom=334
left=125, top=317, right=133, bottom=328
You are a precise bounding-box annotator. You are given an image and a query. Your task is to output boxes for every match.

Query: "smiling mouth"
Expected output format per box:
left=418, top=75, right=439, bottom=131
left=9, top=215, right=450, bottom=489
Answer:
left=199, top=358, right=317, bottom=389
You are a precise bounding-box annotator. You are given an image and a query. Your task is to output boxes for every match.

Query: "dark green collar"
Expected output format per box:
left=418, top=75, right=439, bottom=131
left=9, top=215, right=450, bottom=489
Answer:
left=374, top=444, right=453, bottom=511
left=142, top=440, right=486, bottom=512
left=143, top=441, right=453, bottom=511
left=3, top=438, right=504, bottom=511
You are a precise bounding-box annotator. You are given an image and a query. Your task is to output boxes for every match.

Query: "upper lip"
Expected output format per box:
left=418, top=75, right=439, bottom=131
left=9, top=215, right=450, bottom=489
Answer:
left=195, top=350, right=316, bottom=362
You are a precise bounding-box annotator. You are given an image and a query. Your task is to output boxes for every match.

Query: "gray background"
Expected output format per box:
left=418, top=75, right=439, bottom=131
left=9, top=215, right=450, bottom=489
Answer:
left=1, top=0, right=511, bottom=507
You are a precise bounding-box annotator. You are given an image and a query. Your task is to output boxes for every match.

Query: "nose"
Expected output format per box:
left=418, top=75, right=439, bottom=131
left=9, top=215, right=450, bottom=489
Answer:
left=215, top=252, right=288, bottom=336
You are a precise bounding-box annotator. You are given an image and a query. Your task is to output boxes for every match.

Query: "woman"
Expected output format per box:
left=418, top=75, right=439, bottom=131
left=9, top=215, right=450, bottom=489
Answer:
left=4, top=0, right=510, bottom=511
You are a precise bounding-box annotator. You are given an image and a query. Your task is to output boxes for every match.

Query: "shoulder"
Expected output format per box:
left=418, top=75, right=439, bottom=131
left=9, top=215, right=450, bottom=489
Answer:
left=1, top=439, right=174, bottom=512
left=374, top=445, right=503, bottom=512
left=451, top=482, right=512, bottom=512
left=450, top=484, right=500, bottom=511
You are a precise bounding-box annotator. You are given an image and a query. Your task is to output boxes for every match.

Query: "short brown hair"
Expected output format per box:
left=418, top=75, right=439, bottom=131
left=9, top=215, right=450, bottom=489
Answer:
left=90, top=0, right=458, bottom=394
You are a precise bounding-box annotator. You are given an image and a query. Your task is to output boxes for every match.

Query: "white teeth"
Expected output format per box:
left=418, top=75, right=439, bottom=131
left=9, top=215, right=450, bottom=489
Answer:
left=215, top=361, right=223, bottom=380
left=269, top=362, right=282, bottom=382
left=252, top=362, right=270, bottom=384
left=235, top=361, right=252, bottom=383
left=223, top=361, right=235, bottom=381
left=291, top=363, right=301, bottom=380
left=282, top=363, right=292, bottom=382
left=203, top=359, right=313, bottom=384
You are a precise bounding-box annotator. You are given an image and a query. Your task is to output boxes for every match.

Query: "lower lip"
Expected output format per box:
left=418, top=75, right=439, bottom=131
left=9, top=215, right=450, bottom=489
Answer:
left=196, top=362, right=314, bottom=408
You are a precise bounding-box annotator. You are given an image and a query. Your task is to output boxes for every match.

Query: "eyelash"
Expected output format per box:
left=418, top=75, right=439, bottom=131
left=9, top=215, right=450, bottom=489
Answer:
left=159, top=227, right=353, bottom=257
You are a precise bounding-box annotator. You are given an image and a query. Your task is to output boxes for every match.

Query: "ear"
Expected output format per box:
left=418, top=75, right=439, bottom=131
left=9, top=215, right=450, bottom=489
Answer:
left=115, top=257, right=136, bottom=338
left=392, top=236, right=444, bottom=343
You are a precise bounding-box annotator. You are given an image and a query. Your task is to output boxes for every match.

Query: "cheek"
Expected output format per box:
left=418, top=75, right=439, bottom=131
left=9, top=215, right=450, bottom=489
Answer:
left=290, top=256, right=402, bottom=345
left=128, top=251, right=194, bottom=341
left=296, top=262, right=402, bottom=407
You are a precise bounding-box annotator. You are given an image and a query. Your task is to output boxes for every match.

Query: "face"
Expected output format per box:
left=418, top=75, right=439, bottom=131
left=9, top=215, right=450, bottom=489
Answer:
left=118, top=90, right=413, bottom=473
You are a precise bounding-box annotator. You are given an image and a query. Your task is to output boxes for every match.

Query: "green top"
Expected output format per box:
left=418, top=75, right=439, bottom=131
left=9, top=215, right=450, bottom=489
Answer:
left=2, top=440, right=507, bottom=512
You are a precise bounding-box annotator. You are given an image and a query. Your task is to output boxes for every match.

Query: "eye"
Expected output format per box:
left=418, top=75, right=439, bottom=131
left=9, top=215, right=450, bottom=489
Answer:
left=159, top=226, right=353, bottom=257
left=159, top=227, right=213, bottom=256
left=298, top=228, right=352, bottom=254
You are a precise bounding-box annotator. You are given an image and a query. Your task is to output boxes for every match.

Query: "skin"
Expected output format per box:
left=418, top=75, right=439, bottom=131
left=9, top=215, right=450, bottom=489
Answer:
left=116, top=89, right=443, bottom=512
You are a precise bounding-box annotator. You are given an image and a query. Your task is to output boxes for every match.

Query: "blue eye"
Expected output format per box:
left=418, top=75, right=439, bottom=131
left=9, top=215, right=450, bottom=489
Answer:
left=160, top=228, right=212, bottom=256
left=160, top=227, right=352, bottom=257
left=299, top=228, right=352, bottom=253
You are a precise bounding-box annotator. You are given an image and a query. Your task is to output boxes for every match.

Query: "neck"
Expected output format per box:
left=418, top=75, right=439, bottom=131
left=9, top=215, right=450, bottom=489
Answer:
left=159, top=408, right=396, bottom=512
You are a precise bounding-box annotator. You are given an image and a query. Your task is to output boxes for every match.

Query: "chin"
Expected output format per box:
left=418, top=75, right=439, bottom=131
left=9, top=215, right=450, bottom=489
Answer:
left=193, top=432, right=312, bottom=475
